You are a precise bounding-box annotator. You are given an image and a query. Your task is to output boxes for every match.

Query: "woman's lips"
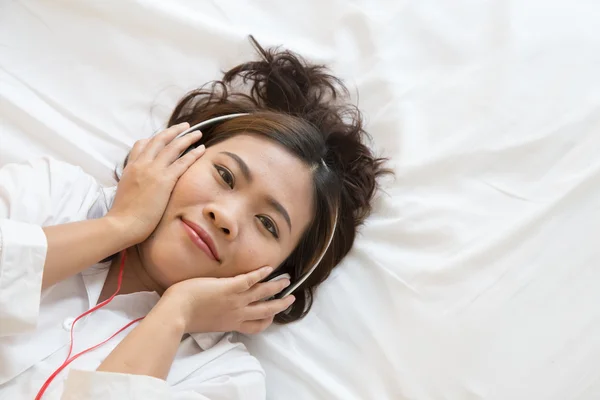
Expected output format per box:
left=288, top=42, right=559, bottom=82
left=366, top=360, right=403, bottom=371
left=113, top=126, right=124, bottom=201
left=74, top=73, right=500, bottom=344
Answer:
left=180, top=218, right=220, bottom=261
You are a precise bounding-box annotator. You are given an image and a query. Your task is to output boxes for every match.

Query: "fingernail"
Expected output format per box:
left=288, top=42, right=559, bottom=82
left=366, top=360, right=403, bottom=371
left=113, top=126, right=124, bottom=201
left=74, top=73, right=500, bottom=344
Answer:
left=196, top=144, right=206, bottom=152
left=264, top=266, right=274, bottom=275
left=282, top=279, right=291, bottom=288
left=288, top=295, right=296, bottom=303
left=179, top=122, right=190, bottom=127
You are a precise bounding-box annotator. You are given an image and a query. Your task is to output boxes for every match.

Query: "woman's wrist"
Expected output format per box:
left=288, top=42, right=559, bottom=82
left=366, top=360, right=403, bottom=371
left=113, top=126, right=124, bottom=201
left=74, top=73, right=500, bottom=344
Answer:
left=101, top=215, right=145, bottom=249
left=99, top=293, right=187, bottom=379
left=155, top=289, right=191, bottom=334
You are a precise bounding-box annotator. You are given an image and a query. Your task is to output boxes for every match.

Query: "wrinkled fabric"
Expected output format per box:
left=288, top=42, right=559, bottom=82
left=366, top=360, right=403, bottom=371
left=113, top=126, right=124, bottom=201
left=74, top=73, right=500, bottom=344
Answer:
left=3, top=1, right=600, bottom=399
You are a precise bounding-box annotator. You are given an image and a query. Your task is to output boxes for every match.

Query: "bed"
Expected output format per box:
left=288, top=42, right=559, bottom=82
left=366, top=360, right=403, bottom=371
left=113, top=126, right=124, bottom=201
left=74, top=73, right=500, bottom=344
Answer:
left=2, top=0, right=600, bottom=398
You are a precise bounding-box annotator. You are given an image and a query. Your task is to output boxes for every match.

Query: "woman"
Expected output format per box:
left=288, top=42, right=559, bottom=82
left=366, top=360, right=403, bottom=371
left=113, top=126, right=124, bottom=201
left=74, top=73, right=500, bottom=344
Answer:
left=0, top=38, right=388, bottom=399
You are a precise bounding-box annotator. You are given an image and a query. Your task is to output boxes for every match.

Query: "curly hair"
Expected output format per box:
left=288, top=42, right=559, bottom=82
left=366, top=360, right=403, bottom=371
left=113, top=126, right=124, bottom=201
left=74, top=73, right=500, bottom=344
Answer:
left=125, top=36, right=390, bottom=323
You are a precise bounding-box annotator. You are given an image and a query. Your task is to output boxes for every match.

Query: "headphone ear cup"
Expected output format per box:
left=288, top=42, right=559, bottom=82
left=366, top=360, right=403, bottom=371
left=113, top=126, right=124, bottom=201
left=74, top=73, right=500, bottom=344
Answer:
left=266, top=273, right=291, bottom=283
left=261, top=270, right=291, bottom=284
left=260, top=273, right=292, bottom=302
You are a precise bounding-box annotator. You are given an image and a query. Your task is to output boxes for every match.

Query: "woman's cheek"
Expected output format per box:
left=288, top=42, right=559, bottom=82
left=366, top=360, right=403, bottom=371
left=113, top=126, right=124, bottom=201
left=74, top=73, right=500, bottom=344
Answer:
left=176, top=160, right=213, bottom=193
left=232, top=241, right=277, bottom=276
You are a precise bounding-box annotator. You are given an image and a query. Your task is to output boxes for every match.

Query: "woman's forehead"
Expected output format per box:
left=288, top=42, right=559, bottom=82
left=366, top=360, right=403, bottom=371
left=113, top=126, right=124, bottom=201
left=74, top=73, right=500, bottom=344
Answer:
left=209, top=134, right=301, bottom=171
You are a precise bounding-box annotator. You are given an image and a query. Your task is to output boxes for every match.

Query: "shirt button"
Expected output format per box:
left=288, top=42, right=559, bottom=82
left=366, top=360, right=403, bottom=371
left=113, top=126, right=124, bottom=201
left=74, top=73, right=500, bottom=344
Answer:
left=62, top=317, right=76, bottom=331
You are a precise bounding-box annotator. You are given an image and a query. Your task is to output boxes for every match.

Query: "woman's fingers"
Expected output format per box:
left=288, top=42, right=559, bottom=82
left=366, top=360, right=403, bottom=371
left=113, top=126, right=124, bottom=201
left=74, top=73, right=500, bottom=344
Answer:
left=229, top=268, right=293, bottom=334
left=232, top=267, right=274, bottom=293
left=128, top=139, right=149, bottom=164
left=158, top=130, right=204, bottom=164
left=243, top=296, right=296, bottom=323
left=167, top=144, right=206, bottom=178
left=140, top=122, right=190, bottom=161
left=244, top=279, right=291, bottom=303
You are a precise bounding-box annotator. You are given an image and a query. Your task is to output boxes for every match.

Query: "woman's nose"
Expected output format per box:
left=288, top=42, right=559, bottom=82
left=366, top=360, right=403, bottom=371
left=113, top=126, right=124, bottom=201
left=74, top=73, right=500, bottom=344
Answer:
left=204, top=206, right=239, bottom=240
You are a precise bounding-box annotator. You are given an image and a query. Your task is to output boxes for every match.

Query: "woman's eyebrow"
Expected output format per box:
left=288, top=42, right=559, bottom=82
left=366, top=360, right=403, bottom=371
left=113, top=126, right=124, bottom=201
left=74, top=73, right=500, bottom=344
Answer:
left=221, top=151, right=252, bottom=182
left=267, top=196, right=292, bottom=232
left=220, top=151, right=292, bottom=232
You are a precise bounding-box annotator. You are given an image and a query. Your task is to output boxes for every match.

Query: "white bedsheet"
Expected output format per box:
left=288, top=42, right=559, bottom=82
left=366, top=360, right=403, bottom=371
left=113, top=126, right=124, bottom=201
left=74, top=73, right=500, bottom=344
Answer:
left=2, top=1, right=600, bottom=399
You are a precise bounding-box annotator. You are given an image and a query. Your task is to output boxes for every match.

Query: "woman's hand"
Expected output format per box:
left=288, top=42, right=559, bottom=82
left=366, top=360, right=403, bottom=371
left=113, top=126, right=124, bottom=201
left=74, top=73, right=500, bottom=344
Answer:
left=37, top=124, right=204, bottom=290
left=106, top=122, right=205, bottom=244
left=98, top=267, right=293, bottom=380
left=161, top=267, right=296, bottom=335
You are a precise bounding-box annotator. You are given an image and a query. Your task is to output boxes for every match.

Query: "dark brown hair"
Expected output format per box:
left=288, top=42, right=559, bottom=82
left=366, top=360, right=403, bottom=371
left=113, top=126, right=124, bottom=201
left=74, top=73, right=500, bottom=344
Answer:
left=126, top=37, right=390, bottom=323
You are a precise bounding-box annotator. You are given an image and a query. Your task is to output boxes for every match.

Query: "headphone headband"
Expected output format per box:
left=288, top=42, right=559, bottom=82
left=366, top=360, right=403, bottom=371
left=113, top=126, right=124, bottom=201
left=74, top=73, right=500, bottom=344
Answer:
left=277, top=209, right=338, bottom=299
left=174, top=113, right=251, bottom=140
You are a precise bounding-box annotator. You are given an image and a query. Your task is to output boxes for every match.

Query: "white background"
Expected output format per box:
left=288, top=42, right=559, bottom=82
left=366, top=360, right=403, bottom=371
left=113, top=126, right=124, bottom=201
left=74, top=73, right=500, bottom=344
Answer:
left=2, top=1, right=600, bottom=399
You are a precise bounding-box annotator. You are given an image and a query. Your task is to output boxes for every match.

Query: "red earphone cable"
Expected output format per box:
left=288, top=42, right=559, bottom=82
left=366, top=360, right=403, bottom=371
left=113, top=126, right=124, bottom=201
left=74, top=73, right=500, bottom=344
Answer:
left=35, top=251, right=144, bottom=400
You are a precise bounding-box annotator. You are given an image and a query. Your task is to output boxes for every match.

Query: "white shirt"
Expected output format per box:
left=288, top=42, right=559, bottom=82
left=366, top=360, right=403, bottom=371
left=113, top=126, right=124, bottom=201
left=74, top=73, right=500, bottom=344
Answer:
left=0, top=157, right=266, bottom=399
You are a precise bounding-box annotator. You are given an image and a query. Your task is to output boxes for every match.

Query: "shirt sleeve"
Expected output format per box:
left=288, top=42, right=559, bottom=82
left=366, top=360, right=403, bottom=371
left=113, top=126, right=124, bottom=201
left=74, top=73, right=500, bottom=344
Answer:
left=0, top=157, right=105, bottom=337
left=60, top=339, right=266, bottom=400
left=60, top=368, right=265, bottom=400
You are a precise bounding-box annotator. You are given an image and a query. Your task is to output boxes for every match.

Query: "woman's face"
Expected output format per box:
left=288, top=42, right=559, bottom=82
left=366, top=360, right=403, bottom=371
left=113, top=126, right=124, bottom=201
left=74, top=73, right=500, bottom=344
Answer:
left=139, top=134, right=314, bottom=288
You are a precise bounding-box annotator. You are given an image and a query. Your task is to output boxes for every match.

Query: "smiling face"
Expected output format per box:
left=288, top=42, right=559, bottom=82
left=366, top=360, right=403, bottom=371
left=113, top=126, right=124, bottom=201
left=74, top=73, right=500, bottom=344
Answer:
left=138, top=134, right=315, bottom=289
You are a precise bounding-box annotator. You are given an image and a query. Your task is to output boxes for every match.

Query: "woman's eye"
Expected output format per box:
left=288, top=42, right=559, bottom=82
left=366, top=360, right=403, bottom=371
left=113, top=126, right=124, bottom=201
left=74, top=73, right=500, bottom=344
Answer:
left=215, top=166, right=234, bottom=188
left=258, top=216, right=279, bottom=239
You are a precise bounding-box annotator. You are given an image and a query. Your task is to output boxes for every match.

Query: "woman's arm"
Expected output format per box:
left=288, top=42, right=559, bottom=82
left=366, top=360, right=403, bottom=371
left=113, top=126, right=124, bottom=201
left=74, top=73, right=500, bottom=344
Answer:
left=97, top=293, right=186, bottom=379
left=43, top=123, right=205, bottom=289
left=0, top=123, right=204, bottom=337
left=41, top=217, right=137, bottom=289
left=97, top=268, right=294, bottom=379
